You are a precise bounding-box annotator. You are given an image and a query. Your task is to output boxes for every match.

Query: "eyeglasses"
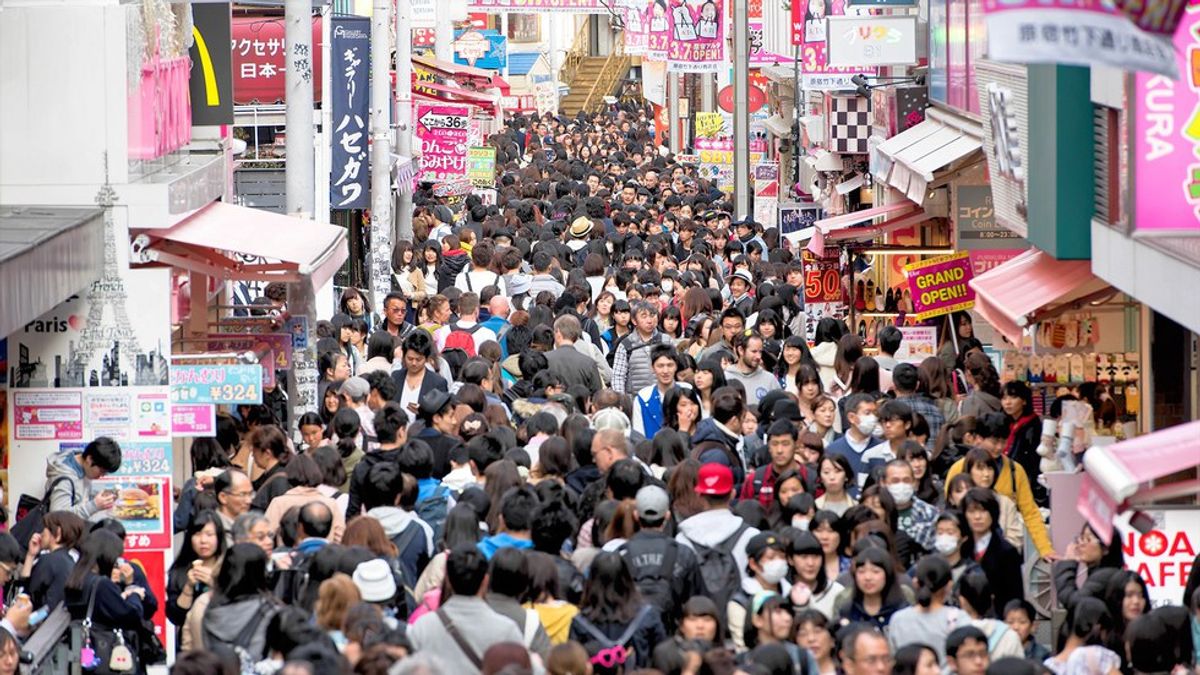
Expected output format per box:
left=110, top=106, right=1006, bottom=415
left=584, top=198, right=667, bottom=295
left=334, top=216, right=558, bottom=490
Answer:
left=956, top=648, right=989, bottom=661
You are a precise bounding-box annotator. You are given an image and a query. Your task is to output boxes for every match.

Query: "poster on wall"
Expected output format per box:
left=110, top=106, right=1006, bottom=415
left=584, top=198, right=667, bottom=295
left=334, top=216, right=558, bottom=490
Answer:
left=93, top=476, right=173, bottom=550
left=1119, top=509, right=1199, bottom=607
left=896, top=326, right=938, bottom=363
left=1133, top=9, right=1200, bottom=233
left=667, top=0, right=726, bottom=73
left=7, top=268, right=171, bottom=390
left=794, top=0, right=873, bottom=90
left=417, top=103, right=471, bottom=182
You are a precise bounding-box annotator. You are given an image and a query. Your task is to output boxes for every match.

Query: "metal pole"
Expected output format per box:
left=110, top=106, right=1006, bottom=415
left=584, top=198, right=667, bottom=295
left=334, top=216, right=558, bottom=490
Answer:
left=435, top=2, right=454, bottom=62
left=701, top=72, right=714, bottom=112
left=501, top=14, right=510, bottom=80
left=285, top=0, right=315, bottom=218
left=667, top=73, right=680, bottom=154
left=793, top=43, right=801, bottom=191
left=732, top=0, right=750, bottom=218
left=396, top=0, right=414, bottom=242
left=370, top=0, right=393, bottom=315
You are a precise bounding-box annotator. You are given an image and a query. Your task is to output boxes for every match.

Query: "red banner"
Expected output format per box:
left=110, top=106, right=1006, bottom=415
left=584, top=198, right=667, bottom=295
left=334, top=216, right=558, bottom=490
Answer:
left=231, top=16, right=324, bottom=105
left=802, top=250, right=842, bottom=304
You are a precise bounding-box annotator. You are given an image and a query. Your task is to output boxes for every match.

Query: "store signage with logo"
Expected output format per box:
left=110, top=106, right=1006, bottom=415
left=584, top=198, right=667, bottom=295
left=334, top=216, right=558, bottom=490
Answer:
left=983, top=0, right=1176, bottom=78
left=453, top=30, right=506, bottom=70
left=975, top=60, right=1031, bottom=238
left=826, top=16, right=918, bottom=68
left=955, top=185, right=1027, bottom=250
left=1133, top=9, right=1200, bottom=232
left=188, top=3, right=234, bottom=125
left=1119, top=509, right=1200, bottom=607
left=904, top=252, right=976, bottom=320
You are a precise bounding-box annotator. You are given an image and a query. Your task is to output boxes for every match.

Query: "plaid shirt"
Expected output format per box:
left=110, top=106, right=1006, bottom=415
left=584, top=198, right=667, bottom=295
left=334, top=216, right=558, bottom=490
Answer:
left=898, top=497, right=939, bottom=552
left=901, top=393, right=946, bottom=452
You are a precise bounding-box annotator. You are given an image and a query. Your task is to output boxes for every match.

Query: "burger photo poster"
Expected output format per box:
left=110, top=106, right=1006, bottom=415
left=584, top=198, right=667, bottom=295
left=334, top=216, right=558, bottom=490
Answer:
left=91, top=475, right=173, bottom=551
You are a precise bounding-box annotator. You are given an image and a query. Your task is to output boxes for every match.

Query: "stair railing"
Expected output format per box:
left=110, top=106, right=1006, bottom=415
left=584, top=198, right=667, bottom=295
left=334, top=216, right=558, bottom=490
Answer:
left=581, top=38, right=630, bottom=113
left=560, top=20, right=592, bottom=90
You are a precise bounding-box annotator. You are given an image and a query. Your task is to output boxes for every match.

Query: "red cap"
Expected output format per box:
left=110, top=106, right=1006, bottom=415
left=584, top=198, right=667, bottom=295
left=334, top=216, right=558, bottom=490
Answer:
left=695, top=463, right=734, bottom=496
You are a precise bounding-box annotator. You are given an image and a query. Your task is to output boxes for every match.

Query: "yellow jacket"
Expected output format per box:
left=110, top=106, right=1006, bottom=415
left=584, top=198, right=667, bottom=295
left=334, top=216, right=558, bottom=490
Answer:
left=946, top=455, right=1054, bottom=557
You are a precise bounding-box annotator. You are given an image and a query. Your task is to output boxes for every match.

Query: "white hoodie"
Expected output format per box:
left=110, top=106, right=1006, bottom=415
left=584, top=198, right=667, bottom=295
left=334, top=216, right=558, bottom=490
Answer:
left=674, top=508, right=760, bottom=584
left=366, top=505, right=435, bottom=554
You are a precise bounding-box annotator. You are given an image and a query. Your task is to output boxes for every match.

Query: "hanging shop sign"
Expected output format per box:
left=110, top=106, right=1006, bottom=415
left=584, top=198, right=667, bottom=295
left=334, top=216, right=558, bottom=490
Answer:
left=188, top=2, right=234, bottom=126
left=466, top=0, right=610, bottom=12
left=749, top=20, right=788, bottom=66
left=1133, top=10, right=1200, bottom=233
left=716, top=85, right=767, bottom=114
left=955, top=185, right=1027, bottom=250
left=467, top=146, right=497, bottom=187
left=826, top=16, right=918, bottom=68
left=625, top=0, right=651, bottom=56
left=667, top=0, right=726, bottom=73
left=330, top=17, right=370, bottom=210
left=1119, top=509, right=1200, bottom=608
left=754, top=162, right=780, bottom=230
left=982, top=0, right=1176, bottom=78
left=975, top=60, right=1031, bottom=238
left=648, top=0, right=671, bottom=59
left=231, top=16, right=323, bottom=104
left=417, top=103, right=471, bottom=182
left=801, top=249, right=842, bottom=304
left=695, top=138, right=734, bottom=192
left=169, top=364, right=264, bottom=405
left=904, top=252, right=976, bottom=320
left=794, top=0, right=874, bottom=90
left=453, top=30, right=507, bottom=70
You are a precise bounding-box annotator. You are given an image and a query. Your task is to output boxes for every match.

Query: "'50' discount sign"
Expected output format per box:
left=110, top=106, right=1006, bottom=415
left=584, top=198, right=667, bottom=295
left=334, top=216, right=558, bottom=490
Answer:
left=802, top=250, right=842, bottom=303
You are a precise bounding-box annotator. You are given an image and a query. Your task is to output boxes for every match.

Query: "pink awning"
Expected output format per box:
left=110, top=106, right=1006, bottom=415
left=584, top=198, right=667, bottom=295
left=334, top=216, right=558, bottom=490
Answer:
left=1079, top=420, right=1200, bottom=542
left=816, top=202, right=915, bottom=235
left=134, top=202, right=348, bottom=291
left=826, top=208, right=930, bottom=242
left=968, top=249, right=1112, bottom=346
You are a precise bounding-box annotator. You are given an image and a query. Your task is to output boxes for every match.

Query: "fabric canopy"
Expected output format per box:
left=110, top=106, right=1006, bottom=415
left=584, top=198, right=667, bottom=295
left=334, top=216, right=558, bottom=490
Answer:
left=816, top=202, right=914, bottom=235
left=1078, top=420, right=1200, bottom=542
left=412, top=55, right=510, bottom=94
left=872, top=108, right=983, bottom=204
left=135, top=201, right=348, bottom=291
left=969, top=248, right=1112, bottom=346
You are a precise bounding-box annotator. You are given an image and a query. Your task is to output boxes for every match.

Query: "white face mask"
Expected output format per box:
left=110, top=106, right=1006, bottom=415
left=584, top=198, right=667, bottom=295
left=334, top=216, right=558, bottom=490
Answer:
left=760, top=558, right=790, bottom=585
left=871, top=424, right=885, bottom=438
left=855, top=414, right=878, bottom=436
left=934, top=534, right=961, bottom=555
left=791, top=516, right=811, bottom=531
left=661, top=279, right=674, bottom=293
left=886, top=483, right=915, bottom=505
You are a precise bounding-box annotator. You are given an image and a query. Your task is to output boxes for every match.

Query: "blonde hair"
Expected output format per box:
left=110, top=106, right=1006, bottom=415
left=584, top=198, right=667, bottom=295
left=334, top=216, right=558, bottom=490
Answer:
left=315, top=573, right=361, bottom=632
left=546, top=642, right=592, bottom=675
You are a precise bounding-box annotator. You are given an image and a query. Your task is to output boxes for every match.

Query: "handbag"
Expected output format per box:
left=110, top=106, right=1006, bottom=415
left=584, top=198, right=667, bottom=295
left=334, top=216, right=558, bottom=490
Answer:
left=77, top=578, right=140, bottom=675
left=11, top=476, right=75, bottom=549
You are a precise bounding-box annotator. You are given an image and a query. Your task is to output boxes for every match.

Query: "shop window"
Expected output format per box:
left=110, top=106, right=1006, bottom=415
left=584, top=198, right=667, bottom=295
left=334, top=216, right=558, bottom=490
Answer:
left=928, top=0, right=986, bottom=116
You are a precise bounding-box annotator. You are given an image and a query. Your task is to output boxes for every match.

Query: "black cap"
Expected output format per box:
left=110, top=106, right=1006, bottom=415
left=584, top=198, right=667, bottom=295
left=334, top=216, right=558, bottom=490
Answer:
left=682, top=596, right=720, bottom=619
left=746, top=532, right=786, bottom=560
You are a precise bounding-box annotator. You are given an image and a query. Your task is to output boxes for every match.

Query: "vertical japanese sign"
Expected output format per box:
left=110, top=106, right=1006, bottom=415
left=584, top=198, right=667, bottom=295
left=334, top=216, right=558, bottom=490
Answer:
left=625, top=0, right=650, bottom=55
left=417, top=104, right=471, bottom=182
left=796, top=0, right=873, bottom=90
left=1133, top=10, right=1200, bottom=233
left=647, top=0, right=671, bottom=60
left=188, top=3, right=234, bottom=125
left=667, top=0, right=725, bottom=72
left=467, top=146, right=497, bottom=187
left=330, top=17, right=370, bottom=210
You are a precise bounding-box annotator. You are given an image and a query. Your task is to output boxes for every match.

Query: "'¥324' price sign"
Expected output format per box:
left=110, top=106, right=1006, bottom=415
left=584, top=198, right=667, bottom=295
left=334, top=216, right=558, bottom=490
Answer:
left=802, top=250, right=843, bottom=304
left=170, top=364, right=264, bottom=405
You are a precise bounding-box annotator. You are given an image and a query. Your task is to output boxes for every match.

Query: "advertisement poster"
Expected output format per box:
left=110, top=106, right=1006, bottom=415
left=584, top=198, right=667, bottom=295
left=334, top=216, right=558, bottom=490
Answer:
left=467, top=146, right=497, bottom=187
left=85, top=391, right=133, bottom=440
left=1120, top=509, right=1199, bottom=607
left=330, top=17, right=370, bottom=210
left=1133, top=9, right=1200, bottom=233
left=896, top=326, right=938, bottom=363
left=624, top=0, right=650, bottom=55
left=92, top=476, right=173, bottom=549
left=904, top=252, right=976, bottom=321
left=417, top=104, right=471, bottom=182
left=8, top=268, right=171, bottom=390
left=780, top=202, right=824, bottom=246
left=802, top=249, right=843, bottom=304
left=695, top=111, right=727, bottom=139
left=172, top=404, right=217, bottom=437
left=983, top=0, right=1175, bottom=78
left=695, top=138, right=734, bottom=191
left=667, top=0, right=726, bottom=73
left=125, top=549, right=171, bottom=657
left=753, top=162, right=780, bottom=230
left=647, top=0, right=671, bottom=60
left=795, top=0, right=873, bottom=90
left=467, top=0, right=610, bottom=11
left=170, top=364, right=265, bottom=405
left=230, top=17, right=324, bottom=105
left=13, top=390, right=83, bottom=440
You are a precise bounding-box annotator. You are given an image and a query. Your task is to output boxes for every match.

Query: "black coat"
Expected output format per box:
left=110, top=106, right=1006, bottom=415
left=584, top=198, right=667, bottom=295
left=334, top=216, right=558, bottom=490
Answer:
left=346, top=447, right=403, bottom=518
left=1007, top=415, right=1047, bottom=506
left=413, top=427, right=463, bottom=480
left=975, top=529, right=1025, bottom=615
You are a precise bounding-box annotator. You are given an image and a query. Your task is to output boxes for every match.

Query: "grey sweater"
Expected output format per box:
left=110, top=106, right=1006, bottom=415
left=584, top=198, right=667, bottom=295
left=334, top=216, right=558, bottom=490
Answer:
left=408, top=595, right=525, bottom=674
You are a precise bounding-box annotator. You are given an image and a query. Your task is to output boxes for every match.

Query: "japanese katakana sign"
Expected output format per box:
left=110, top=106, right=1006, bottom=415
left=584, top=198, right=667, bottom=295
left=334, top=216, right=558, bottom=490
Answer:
left=330, top=17, right=370, bottom=210
left=417, top=104, right=471, bottom=182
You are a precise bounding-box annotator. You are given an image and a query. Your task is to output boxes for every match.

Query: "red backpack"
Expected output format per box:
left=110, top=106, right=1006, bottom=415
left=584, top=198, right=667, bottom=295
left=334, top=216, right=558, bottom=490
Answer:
left=443, top=322, right=483, bottom=358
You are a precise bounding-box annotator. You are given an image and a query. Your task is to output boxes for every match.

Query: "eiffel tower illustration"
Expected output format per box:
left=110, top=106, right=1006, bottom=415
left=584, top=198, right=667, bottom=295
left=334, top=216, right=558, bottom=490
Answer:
left=63, top=159, right=148, bottom=387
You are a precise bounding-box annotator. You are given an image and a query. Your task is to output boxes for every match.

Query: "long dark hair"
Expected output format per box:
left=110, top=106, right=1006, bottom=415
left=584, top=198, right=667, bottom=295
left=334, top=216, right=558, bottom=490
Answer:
left=170, top=510, right=227, bottom=576
left=662, top=385, right=702, bottom=434
left=581, top=552, right=643, bottom=624
left=331, top=408, right=362, bottom=459
left=65, top=529, right=124, bottom=591
left=850, top=547, right=902, bottom=608
left=210, top=543, right=272, bottom=608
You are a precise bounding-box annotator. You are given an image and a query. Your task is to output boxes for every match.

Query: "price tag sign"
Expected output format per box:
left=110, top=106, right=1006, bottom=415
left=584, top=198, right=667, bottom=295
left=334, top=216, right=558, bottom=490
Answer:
left=170, top=364, right=264, bottom=405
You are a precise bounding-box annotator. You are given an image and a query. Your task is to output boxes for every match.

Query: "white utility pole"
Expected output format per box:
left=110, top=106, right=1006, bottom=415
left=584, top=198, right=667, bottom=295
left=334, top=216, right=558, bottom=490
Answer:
left=435, top=6, right=454, bottom=62
left=667, top=73, right=680, bottom=153
left=732, top=0, right=750, bottom=218
left=370, top=0, right=394, bottom=313
left=396, top=0, right=415, bottom=241
left=286, top=0, right=315, bottom=218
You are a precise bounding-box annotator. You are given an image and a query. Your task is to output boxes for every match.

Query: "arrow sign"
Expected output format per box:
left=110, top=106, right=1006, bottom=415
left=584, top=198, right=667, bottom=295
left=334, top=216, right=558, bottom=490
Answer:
left=419, top=110, right=468, bottom=131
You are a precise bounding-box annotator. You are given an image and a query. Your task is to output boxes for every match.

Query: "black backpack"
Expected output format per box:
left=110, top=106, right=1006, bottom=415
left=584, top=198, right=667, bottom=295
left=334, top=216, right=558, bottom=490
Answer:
left=690, top=523, right=750, bottom=624
left=620, top=541, right=679, bottom=624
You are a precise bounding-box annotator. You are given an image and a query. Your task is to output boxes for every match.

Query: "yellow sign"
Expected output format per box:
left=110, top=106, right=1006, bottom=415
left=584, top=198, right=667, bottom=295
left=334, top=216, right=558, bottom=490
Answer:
left=695, top=112, right=726, bottom=139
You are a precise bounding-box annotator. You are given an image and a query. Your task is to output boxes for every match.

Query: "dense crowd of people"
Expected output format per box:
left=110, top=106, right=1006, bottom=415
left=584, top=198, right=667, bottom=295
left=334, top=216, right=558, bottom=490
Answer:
left=2, top=105, right=1199, bottom=675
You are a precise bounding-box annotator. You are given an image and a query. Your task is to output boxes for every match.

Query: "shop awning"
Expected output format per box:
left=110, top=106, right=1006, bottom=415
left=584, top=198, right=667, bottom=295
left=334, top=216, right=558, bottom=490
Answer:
left=0, top=206, right=106, bottom=339
left=969, top=248, right=1114, bottom=346
left=816, top=202, right=914, bottom=235
left=872, top=108, right=983, bottom=204
left=133, top=201, right=348, bottom=291
left=415, top=81, right=499, bottom=104
left=1078, top=420, right=1200, bottom=542
left=412, top=55, right=510, bottom=94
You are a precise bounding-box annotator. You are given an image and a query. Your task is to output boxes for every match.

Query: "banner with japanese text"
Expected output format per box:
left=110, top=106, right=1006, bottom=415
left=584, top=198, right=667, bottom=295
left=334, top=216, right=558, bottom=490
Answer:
left=695, top=138, right=734, bottom=191
left=667, top=0, right=726, bottom=72
left=983, top=0, right=1176, bottom=78
left=330, top=17, right=370, bottom=209
left=467, top=0, right=610, bottom=11
left=647, top=0, right=671, bottom=60
left=624, top=0, right=651, bottom=56
left=796, top=0, right=873, bottom=89
left=1133, top=8, right=1200, bottom=232
left=417, top=104, right=471, bottom=182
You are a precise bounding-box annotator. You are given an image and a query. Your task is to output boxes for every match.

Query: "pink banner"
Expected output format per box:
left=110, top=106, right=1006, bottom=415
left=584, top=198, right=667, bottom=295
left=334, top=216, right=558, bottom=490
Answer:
left=904, top=251, right=976, bottom=321
left=797, top=0, right=873, bottom=90
left=417, top=103, right=471, bottom=182
left=467, top=0, right=609, bottom=11
left=648, top=0, right=671, bottom=60
left=624, top=0, right=650, bottom=55
left=171, top=404, right=217, bottom=437
left=1134, top=11, right=1200, bottom=232
left=749, top=20, right=787, bottom=66
left=667, top=0, right=725, bottom=73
